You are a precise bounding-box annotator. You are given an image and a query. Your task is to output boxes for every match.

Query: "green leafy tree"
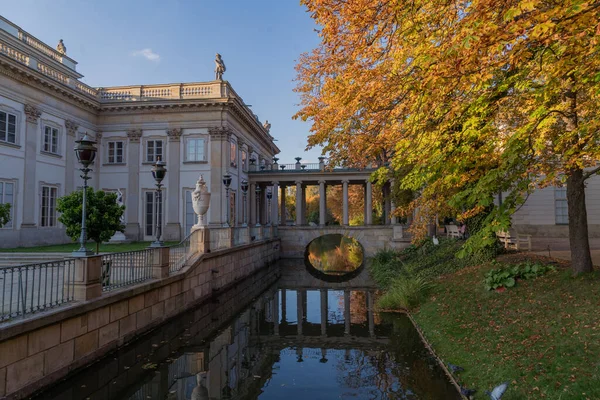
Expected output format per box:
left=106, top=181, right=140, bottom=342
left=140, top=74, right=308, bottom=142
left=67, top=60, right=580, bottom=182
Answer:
left=57, top=189, right=125, bottom=254
left=0, top=203, right=10, bottom=227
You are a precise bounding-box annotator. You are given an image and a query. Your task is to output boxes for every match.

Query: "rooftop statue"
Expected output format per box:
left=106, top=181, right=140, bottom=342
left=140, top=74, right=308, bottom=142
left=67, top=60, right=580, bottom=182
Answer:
left=263, top=120, right=271, bottom=133
left=215, top=53, right=226, bottom=80
left=56, top=39, right=67, bottom=55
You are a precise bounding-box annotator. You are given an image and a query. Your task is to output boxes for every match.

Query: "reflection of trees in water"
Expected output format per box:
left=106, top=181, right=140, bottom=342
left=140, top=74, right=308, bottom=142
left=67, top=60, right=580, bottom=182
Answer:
left=350, top=291, right=367, bottom=324
left=333, top=348, right=408, bottom=398
left=307, top=235, right=364, bottom=274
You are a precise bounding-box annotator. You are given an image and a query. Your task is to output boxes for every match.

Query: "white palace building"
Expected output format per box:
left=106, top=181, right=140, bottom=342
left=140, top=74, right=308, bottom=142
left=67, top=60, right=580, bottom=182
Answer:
left=0, top=16, right=279, bottom=247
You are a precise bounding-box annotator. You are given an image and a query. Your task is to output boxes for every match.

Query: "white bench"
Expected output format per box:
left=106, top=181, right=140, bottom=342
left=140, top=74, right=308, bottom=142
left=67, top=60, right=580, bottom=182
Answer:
left=496, top=230, right=532, bottom=251
left=445, top=225, right=461, bottom=238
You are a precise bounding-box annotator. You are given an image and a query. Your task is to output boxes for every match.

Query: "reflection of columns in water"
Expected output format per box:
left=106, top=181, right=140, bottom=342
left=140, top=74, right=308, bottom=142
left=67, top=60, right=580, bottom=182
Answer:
left=320, top=348, right=328, bottom=363
left=367, top=291, right=375, bottom=337
left=302, top=290, right=308, bottom=323
left=344, top=290, right=351, bottom=335
left=320, top=289, right=328, bottom=336
left=296, top=347, right=304, bottom=362
left=272, top=291, right=280, bottom=336
left=297, top=289, right=304, bottom=335
left=281, top=289, right=287, bottom=323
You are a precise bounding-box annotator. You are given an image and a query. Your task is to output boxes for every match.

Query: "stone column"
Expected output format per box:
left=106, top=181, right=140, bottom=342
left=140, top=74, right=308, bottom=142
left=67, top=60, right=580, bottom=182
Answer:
left=344, top=290, right=351, bottom=335
left=262, top=184, right=269, bottom=225
left=208, top=127, right=230, bottom=226
left=271, top=181, right=279, bottom=226
left=365, top=180, right=373, bottom=225
left=295, top=180, right=303, bottom=226
left=280, top=185, right=287, bottom=225
left=64, top=120, right=78, bottom=195
left=249, top=182, right=256, bottom=226
left=301, top=185, right=307, bottom=225
left=20, top=105, right=41, bottom=229
left=342, top=180, right=349, bottom=226
left=319, top=180, right=326, bottom=226
left=165, top=128, right=182, bottom=239
left=320, top=289, right=328, bottom=337
left=125, top=129, right=142, bottom=239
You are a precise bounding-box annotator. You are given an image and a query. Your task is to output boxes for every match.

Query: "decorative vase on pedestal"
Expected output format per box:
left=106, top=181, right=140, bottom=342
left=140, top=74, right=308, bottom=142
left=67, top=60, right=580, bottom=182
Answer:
left=192, top=175, right=211, bottom=230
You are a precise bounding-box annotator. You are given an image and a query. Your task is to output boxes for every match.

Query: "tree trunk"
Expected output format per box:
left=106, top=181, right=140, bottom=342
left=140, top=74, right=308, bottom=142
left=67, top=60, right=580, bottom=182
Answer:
left=566, top=168, right=593, bottom=274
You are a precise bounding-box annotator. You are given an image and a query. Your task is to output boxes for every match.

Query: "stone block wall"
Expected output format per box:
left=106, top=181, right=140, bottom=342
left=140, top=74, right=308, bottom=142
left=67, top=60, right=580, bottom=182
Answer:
left=0, top=239, right=280, bottom=399
left=278, top=226, right=410, bottom=259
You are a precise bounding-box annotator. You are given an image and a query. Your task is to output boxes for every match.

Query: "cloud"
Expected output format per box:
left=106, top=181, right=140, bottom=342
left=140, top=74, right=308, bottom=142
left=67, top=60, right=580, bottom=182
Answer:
left=131, top=48, right=160, bottom=62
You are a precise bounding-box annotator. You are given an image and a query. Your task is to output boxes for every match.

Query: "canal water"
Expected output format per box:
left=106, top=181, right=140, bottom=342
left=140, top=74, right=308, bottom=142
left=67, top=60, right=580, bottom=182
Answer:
left=33, top=260, right=460, bottom=400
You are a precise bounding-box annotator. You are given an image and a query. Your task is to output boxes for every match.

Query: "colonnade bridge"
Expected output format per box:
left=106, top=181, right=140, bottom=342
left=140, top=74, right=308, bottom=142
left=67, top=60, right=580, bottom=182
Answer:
left=247, top=160, right=410, bottom=257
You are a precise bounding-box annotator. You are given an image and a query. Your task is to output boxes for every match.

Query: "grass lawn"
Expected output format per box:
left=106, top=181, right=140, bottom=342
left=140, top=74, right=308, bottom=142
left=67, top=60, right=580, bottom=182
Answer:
left=413, top=253, right=600, bottom=399
left=0, top=241, right=178, bottom=253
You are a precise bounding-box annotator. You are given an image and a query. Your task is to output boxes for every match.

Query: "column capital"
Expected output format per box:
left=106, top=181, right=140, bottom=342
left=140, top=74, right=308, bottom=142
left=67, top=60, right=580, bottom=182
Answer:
left=318, top=179, right=327, bottom=185
left=247, top=145, right=255, bottom=154
left=127, top=129, right=142, bottom=143
left=24, top=104, right=41, bottom=124
left=95, top=131, right=103, bottom=143
left=295, top=180, right=303, bottom=185
left=238, top=138, right=246, bottom=147
left=271, top=181, right=279, bottom=186
left=341, top=179, right=350, bottom=184
left=208, top=126, right=231, bottom=140
left=166, top=128, right=182, bottom=142
left=65, top=120, right=79, bottom=136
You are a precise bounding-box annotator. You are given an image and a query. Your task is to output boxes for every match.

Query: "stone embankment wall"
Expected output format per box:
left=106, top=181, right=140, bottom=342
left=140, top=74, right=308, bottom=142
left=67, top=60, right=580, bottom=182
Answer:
left=278, top=226, right=411, bottom=259
left=0, top=239, right=279, bottom=400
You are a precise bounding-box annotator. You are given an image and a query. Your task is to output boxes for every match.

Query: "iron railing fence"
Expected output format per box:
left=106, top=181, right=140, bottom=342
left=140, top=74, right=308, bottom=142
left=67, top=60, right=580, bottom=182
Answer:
left=169, top=232, right=193, bottom=274
left=0, top=259, right=76, bottom=322
left=100, top=249, right=154, bottom=292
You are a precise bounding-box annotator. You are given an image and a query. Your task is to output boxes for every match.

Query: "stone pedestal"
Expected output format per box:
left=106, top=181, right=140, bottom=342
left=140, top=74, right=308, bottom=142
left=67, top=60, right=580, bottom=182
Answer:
left=191, top=226, right=210, bottom=254
left=150, top=247, right=170, bottom=279
left=109, top=231, right=130, bottom=243
left=71, top=256, right=102, bottom=301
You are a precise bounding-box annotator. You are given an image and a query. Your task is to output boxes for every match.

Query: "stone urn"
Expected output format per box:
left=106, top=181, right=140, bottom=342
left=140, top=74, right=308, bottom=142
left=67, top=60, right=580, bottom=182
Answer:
left=192, top=175, right=211, bottom=228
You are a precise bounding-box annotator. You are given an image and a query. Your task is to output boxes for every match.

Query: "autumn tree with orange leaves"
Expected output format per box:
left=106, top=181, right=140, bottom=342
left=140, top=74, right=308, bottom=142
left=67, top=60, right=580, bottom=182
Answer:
left=295, top=0, right=600, bottom=274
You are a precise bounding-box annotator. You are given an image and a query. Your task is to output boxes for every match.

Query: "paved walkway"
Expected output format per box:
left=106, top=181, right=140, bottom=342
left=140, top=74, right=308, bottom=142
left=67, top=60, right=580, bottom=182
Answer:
left=531, top=237, right=600, bottom=266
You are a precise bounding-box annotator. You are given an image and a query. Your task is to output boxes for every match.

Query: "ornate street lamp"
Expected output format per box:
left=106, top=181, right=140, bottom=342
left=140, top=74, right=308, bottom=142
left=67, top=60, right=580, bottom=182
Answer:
left=222, top=174, right=232, bottom=227
left=150, top=157, right=167, bottom=247
left=266, top=188, right=272, bottom=226
left=255, top=185, right=261, bottom=227
left=72, top=134, right=97, bottom=257
left=241, top=180, right=249, bottom=227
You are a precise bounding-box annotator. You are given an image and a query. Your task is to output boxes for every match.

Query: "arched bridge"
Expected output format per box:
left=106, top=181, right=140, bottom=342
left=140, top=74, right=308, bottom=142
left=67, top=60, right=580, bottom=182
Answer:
left=277, top=225, right=409, bottom=258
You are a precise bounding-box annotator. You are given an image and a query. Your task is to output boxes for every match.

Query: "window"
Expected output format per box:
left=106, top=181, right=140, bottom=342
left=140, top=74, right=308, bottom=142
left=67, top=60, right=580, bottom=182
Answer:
left=555, top=187, right=568, bottom=225
left=230, top=141, right=237, bottom=167
left=107, top=141, right=124, bottom=164
left=43, top=126, right=60, bottom=154
left=41, top=186, right=58, bottom=227
left=186, top=138, right=206, bottom=162
left=0, top=181, right=14, bottom=228
left=146, top=140, right=163, bottom=163
left=0, top=110, right=17, bottom=144
left=241, top=150, right=248, bottom=171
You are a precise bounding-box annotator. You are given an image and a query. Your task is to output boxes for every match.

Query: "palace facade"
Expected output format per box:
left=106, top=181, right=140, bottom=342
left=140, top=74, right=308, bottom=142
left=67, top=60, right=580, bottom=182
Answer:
left=0, top=16, right=279, bottom=247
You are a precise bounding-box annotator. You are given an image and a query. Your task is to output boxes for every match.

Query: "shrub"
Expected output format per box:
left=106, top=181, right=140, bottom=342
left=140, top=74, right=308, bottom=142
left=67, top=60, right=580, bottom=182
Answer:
left=483, top=261, right=556, bottom=290
left=377, top=275, right=433, bottom=310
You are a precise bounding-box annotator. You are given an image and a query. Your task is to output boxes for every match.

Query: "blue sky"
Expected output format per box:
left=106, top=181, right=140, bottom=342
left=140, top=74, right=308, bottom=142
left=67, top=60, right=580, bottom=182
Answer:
left=1, top=0, right=323, bottom=162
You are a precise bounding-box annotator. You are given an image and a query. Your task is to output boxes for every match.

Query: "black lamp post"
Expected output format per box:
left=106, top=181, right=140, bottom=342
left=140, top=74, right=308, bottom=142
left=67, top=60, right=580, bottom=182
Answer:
left=72, top=134, right=97, bottom=257
left=255, top=185, right=261, bottom=227
left=266, top=189, right=272, bottom=226
left=150, top=157, right=167, bottom=247
left=222, top=174, right=232, bottom=227
left=241, top=180, right=249, bottom=227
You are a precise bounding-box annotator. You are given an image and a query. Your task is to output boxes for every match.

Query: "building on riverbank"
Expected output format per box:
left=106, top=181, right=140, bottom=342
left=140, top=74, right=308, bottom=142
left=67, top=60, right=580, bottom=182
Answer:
left=0, top=16, right=279, bottom=247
